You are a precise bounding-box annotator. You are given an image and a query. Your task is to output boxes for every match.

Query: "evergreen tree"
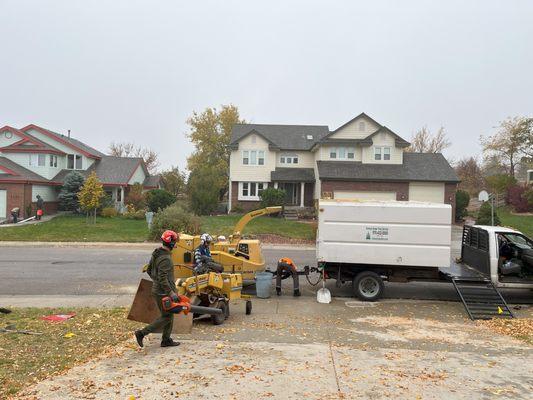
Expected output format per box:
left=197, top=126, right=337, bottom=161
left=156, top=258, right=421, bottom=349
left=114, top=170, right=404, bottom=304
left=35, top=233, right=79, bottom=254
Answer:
left=78, top=171, right=104, bottom=223
left=476, top=201, right=501, bottom=226
left=58, top=171, right=85, bottom=212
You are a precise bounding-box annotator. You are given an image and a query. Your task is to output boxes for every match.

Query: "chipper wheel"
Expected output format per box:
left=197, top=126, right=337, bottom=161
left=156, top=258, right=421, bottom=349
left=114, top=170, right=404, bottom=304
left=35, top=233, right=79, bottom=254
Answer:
left=211, top=301, right=227, bottom=325
left=245, top=300, right=252, bottom=315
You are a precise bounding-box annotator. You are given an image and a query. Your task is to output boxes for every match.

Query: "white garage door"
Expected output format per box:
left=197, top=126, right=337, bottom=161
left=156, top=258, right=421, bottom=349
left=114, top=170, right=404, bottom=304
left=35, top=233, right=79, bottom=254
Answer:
left=333, top=191, right=397, bottom=201
left=409, top=182, right=445, bottom=203
left=0, top=190, right=6, bottom=219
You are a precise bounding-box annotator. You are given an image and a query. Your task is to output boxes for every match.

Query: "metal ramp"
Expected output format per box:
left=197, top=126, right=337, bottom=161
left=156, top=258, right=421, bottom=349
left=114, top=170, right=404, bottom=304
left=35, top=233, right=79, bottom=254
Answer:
left=452, top=278, right=514, bottom=320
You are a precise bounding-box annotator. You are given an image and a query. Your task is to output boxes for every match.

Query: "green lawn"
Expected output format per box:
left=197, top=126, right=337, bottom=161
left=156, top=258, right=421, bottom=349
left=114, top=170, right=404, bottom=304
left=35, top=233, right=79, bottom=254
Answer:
left=0, top=215, right=149, bottom=242
left=200, top=214, right=316, bottom=240
left=0, top=214, right=315, bottom=242
left=498, top=208, right=533, bottom=237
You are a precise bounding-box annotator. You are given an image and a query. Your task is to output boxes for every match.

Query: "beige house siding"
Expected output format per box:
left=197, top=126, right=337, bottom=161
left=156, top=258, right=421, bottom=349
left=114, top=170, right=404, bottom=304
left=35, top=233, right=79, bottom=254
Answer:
left=328, top=115, right=380, bottom=140
left=275, top=151, right=315, bottom=168
left=361, top=131, right=403, bottom=164
left=229, top=134, right=274, bottom=182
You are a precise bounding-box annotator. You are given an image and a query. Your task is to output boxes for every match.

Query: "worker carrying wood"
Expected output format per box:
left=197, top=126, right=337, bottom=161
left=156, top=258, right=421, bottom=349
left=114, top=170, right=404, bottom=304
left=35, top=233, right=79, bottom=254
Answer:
left=134, top=230, right=181, bottom=348
left=276, top=257, right=301, bottom=297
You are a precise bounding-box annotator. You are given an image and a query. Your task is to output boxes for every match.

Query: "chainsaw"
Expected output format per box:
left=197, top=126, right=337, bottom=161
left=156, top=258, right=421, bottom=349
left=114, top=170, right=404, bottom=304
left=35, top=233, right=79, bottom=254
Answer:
left=161, top=294, right=223, bottom=316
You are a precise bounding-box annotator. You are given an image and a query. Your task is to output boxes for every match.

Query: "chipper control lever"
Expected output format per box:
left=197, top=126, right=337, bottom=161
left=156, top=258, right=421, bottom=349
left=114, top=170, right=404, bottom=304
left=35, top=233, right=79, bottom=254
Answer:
left=161, top=294, right=223, bottom=316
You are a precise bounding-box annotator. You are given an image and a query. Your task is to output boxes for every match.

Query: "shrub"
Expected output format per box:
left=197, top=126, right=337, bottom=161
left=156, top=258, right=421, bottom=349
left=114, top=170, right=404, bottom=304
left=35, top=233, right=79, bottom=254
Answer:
left=476, top=201, right=501, bottom=225
left=58, top=171, right=85, bottom=212
left=259, top=188, right=286, bottom=208
left=455, top=190, right=470, bottom=221
left=231, top=205, right=244, bottom=213
left=125, top=183, right=146, bottom=211
left=187, top=166, right=223, bottom=215
left=485, top=174, right=516, bottom=195
left=506, top=185, right=531, bottom=213
left=525, top=187, right=533, bottom=208
left=146, top=189, right=176, bottom=212
left=149, top=204, right=201, bottom=240
left=124, top=209, right=146, bottom=220
left=100, top=207, right=118, bottom=218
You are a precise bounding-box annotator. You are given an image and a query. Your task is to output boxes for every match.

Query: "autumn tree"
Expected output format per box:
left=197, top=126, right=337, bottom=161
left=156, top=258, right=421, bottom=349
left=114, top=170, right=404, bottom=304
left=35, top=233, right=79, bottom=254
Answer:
left=407, top=126, right=451, bottom=153
left=109, top=142, right=160, bottom=174
left=455, top=157, right=484, bottom=194
left=480, top=116, right=531, bottom=178
left=160, top=166, right=186, bottom=196
left=186, top=104, right=245, bottom=201
left=78, top=171, right=105, bottom=223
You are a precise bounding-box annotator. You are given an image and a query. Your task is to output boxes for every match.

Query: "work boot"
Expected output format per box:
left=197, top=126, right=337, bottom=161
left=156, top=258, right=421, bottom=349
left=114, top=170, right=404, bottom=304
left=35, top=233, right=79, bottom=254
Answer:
left=161, top=338, right=180, bottom=347
left=134, top=330, right=144, bottom=348
left=293, top=289, right=301, bottom=297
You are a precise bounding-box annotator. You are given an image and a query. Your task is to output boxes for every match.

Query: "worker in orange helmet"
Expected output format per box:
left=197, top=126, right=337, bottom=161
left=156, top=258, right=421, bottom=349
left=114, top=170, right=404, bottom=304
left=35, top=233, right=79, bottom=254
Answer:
left=135, top=230, right=180, bottom=348
left=276, top=257, right=301, bottom=297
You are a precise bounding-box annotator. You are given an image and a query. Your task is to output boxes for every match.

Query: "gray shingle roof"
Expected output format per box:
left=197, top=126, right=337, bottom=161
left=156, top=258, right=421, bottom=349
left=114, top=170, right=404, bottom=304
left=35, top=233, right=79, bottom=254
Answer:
left=230, top=124, right=329, bottom=151
left=317, top=153, right=459, bottom=183
left=0, top=157, right=50, bottom=183
left=271, top=168, right=315, bottom=182
left=43, top=128, right=106, bottom=158
left=53, top=156, right=146, bottom=186
left=143, top=175, right=160, bottom=188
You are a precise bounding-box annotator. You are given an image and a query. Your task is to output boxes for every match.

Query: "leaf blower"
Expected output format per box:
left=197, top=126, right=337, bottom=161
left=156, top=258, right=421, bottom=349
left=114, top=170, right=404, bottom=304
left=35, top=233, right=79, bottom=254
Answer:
left=161, top=294, right=223, bottom=315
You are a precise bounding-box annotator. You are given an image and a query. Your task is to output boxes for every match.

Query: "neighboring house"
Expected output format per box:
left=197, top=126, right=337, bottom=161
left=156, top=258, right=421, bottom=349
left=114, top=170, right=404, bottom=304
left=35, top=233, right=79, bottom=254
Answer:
left=0, top=124, right=160, bottom=220
left=228, top=113, right=460, bottom=220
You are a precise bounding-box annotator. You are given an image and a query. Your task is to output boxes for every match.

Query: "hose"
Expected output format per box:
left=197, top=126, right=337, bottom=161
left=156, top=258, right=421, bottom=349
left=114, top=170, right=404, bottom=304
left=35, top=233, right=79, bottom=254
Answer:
left=305, top=272, right=322, bottom=286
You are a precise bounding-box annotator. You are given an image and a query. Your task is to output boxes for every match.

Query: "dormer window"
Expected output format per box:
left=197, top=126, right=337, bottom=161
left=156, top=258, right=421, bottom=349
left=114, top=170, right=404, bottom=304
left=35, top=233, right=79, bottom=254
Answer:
left=359, top=121, right=366, bottom=131
left=374, top=147, right=391, bottom=161
left=67, top=154, right=82, bottom=170
left=280, top=155, right=298, bottom=164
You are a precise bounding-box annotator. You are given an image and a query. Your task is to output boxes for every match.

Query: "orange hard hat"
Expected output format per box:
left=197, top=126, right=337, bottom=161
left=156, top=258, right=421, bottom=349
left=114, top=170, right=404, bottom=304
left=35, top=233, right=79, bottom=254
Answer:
left=161, top=230, right=179, bottom=243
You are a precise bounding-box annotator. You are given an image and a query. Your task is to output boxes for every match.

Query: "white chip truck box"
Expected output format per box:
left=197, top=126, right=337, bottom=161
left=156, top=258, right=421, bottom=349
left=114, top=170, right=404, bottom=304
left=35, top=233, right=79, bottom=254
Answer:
left=317, top=200, right=452, bottom=268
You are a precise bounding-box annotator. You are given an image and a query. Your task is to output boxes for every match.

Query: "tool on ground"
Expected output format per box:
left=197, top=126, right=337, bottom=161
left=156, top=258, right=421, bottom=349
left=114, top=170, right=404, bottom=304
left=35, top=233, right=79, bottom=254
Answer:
left=0, top=308, right=12, bottom=314
left=1, top=324, right=42, bottom=335
left=317, top=266, right=331, bottom=304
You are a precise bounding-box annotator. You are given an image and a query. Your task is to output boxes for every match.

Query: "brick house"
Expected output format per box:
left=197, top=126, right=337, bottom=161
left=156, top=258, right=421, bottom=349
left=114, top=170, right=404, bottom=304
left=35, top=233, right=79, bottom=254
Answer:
left=228, top=113, right=459, bottom=220
left=0, top=124, right=160, bottom=221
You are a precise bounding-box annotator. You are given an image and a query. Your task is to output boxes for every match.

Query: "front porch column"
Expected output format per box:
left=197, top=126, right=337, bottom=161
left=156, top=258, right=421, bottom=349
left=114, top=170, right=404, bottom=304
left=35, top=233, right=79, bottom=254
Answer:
left=120, top=187, right=125, bottom=212
left=274, top=182, right=278, bottom=189
left=300, top=182, right=305, bottom=207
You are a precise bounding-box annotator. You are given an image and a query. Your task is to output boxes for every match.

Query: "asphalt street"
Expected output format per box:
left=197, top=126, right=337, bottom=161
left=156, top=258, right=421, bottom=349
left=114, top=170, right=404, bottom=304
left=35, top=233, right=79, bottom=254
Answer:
left=1, top=246, right=531, bottom=303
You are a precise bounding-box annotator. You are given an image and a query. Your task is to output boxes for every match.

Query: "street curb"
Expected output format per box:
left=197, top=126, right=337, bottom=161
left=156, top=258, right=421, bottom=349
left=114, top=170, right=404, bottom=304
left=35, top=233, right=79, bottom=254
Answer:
left=0, top=241, right=316, bottom=250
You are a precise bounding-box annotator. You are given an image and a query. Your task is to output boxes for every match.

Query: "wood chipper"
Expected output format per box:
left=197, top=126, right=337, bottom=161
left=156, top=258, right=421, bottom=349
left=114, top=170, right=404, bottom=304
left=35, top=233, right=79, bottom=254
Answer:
left=170, top=206, right=282, bottom=282
left=128, top=269, right=252, bottom=328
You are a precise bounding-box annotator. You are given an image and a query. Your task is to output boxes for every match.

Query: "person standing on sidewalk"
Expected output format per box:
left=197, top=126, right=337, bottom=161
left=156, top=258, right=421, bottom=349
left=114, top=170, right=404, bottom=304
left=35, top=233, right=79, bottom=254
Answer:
left=35, top=195, right=44, bottom=220
left=135, top=230, right=181, bottom=348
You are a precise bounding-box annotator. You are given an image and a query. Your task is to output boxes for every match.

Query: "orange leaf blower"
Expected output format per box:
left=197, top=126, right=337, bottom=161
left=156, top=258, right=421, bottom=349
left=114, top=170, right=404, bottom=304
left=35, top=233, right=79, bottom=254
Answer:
left=161, top=294, right=223, bottom=315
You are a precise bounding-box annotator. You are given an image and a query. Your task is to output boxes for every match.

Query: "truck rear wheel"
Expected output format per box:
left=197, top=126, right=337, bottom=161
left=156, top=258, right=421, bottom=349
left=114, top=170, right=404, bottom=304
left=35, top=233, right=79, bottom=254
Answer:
left=353, top=271, right=384, bottom=301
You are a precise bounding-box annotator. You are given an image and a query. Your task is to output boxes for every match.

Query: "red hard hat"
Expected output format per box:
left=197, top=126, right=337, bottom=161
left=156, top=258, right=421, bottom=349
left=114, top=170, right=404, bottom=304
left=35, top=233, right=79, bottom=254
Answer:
left=161, top=230, right=179, bottom=243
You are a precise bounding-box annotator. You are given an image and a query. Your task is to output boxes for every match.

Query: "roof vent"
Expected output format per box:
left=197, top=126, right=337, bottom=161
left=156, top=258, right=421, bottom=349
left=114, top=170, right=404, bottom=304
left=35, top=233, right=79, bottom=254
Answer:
left=306, top=135, right=313, bottom=140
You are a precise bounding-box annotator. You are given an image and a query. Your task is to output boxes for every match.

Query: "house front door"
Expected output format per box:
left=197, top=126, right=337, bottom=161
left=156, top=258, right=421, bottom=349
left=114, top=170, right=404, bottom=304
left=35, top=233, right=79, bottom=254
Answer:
left=279, top=183, right=299, bottom=206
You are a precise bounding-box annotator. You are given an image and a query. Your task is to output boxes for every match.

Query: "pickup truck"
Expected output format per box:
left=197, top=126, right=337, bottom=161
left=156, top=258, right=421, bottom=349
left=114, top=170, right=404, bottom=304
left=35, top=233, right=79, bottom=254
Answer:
left=317, top=200, right=533, bottom=301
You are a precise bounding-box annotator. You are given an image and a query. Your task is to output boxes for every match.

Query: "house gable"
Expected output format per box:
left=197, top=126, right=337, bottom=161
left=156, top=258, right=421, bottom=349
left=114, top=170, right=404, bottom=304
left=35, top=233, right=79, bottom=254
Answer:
left=326, top=113, right=382, bottom=140
left=128, top=162, right=148, bottom=185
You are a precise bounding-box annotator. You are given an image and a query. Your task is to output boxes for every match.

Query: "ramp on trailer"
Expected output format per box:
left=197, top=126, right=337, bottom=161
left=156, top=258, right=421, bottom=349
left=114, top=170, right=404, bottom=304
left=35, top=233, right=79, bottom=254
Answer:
left=451, top=277, right=514, bottom=320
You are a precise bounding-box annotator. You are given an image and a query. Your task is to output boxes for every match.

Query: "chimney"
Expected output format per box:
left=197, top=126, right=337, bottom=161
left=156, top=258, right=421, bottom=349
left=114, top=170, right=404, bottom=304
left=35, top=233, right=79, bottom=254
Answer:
left=68, top=129, right=71, bottom=138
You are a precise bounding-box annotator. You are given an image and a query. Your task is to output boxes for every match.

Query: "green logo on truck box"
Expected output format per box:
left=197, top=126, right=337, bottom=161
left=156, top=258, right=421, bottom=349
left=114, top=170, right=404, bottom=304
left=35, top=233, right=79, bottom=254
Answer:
left=365, top=227, right=389, bottom=241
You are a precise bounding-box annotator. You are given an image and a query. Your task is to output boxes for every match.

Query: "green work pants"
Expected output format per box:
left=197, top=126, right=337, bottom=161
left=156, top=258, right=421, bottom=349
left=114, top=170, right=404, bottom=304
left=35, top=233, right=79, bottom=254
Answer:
left=140, top=294, right=173, bottom=341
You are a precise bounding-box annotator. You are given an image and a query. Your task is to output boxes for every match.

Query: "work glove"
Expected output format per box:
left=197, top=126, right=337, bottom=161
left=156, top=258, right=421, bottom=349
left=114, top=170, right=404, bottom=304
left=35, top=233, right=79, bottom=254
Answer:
left=169, top=292, right=179, bottom=302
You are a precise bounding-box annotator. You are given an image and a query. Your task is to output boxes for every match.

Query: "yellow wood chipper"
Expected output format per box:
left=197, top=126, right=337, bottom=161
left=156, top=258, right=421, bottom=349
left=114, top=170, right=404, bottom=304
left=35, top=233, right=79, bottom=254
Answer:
left=170, top=206, right=282, bottom=282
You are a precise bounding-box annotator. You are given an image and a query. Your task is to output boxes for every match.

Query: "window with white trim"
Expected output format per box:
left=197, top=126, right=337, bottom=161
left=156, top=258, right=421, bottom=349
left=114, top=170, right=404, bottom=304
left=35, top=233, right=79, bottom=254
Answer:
left=374, top=146, right=391, bottom=161
left=329, top=147, right=355, bottom=160
left=242, top=150, right=265, bottom=166
left=358, top=121, right=366, bottom=131
left=49, top=155, right=58, bottom=168
left=280, top=154, right=298, bottom=164
left=29, top=154, right=46, bottom=167
left=67, top=154, right=83, bottom=170
left=239, top=182, right=267, bottom=200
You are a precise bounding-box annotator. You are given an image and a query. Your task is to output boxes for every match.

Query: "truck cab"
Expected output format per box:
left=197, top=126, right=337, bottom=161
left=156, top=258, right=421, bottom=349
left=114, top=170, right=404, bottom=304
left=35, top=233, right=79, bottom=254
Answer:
left=461, top=225, right=533, bottom=289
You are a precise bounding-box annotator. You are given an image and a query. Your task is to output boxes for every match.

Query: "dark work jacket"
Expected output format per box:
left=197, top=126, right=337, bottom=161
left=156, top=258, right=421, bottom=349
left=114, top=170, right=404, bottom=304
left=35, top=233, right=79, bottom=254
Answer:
left=150, top=247, right=176, bottom=296
left=36, top=197, right=44, bottom=209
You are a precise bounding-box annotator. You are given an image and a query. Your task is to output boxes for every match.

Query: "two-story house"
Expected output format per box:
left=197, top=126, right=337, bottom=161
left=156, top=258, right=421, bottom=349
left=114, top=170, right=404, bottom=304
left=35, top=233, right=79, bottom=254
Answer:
left=228, top=113, right=460, bottom=220
left=0, top=124, right=160, bottom=221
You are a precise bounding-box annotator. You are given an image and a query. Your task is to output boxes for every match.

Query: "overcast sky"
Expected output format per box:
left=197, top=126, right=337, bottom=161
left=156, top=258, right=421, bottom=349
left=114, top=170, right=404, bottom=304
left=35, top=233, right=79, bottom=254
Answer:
left=1, top=0, right=532, bottom=171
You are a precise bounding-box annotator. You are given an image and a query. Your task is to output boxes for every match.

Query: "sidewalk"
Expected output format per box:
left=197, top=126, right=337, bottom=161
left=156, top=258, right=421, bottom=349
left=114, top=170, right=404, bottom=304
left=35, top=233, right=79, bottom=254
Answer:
left=13, top=297, right=533, bottom=400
